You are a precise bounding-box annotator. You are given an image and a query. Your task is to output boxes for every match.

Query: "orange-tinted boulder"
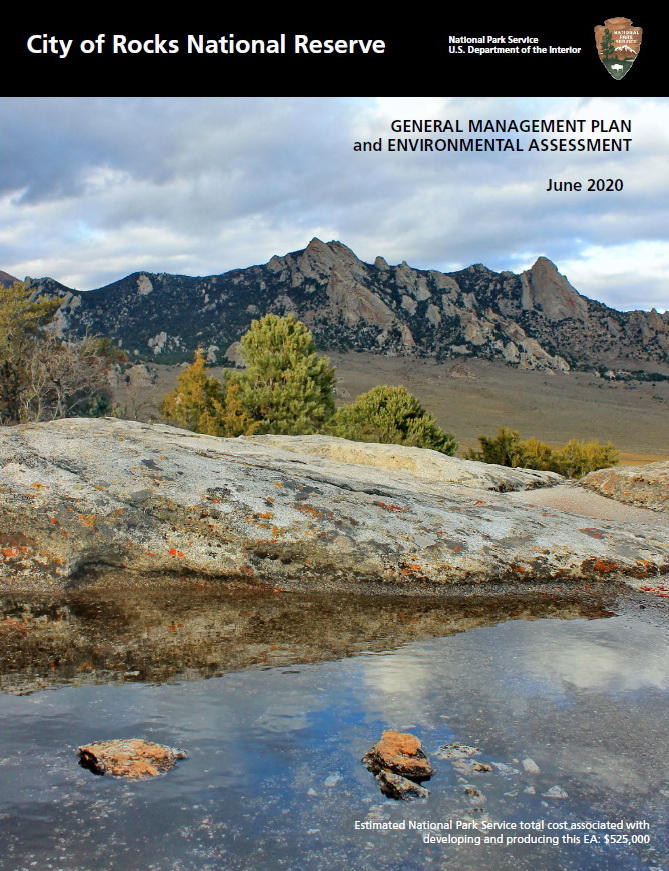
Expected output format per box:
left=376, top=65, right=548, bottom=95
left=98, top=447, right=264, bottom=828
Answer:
left=362, top=729, right=432, bottom=780
left=78, top=739, right=187, bottom=778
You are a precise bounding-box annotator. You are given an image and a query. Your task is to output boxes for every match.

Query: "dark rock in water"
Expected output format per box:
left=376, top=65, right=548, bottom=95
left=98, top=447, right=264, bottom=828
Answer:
left=362, top=729, right=433, bottom=780
left=463, top=784, right=486, bottom=803
left=78, top=738, right=187, bottom=778
left=376, top=770, right=429, bottom=801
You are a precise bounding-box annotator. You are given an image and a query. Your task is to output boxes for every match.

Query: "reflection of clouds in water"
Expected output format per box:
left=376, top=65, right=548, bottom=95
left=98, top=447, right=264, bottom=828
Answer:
left=554, top=745, right=649, bottom=794
left=514, top=618, right=669, bottom=694
left=356, top=617, right=669, bottom=726
left=358, top=649, right=453, bottom=726
left=353, top=617, right=669, bottom=800
left=361, top=653, right=435, bottom=698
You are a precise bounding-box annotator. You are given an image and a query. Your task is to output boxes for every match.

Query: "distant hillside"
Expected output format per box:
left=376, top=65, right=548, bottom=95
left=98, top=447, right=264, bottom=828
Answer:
left=0, top=271, right=19, bottom=288
left=26, top=239, right=669, bottom=372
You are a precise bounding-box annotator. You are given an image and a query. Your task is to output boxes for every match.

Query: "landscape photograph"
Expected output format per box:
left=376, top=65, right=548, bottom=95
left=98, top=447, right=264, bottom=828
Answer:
left=0, top=96, right=668, bottom=871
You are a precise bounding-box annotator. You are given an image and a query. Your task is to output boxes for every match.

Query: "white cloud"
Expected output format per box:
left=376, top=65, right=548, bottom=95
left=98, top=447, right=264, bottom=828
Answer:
left=0, top=96, right=666, bottom=310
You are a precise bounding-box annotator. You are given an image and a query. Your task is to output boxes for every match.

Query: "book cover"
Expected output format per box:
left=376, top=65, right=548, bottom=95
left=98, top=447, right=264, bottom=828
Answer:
left=1, top=10, right=667, bottom=871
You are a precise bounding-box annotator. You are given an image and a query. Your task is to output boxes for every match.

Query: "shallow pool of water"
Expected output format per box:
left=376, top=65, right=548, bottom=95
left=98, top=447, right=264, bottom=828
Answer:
left=0, top=592, right=667, bottom=871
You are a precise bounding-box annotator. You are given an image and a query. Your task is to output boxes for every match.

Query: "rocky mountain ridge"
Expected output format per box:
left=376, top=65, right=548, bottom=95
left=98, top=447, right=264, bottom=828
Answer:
left=20, top=239, right=669, bottom=372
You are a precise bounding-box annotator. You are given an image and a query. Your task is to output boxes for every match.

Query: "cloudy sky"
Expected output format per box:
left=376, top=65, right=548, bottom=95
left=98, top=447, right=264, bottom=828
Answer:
left=1, top=96, right=667, bottom=311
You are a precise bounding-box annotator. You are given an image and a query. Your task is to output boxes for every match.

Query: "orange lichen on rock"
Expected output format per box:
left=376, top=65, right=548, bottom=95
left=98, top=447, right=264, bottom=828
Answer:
left=362, top=729, right=433, bottom=780
left=77, top=739, right=187, bottom=778
left=593, top=558, right=619, bottom=573
left=1, top=548, right=21, bottom=559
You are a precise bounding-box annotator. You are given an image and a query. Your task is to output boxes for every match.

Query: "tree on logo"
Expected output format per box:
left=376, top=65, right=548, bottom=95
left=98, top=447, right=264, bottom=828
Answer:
left=600, top=28, right=614, bottom=60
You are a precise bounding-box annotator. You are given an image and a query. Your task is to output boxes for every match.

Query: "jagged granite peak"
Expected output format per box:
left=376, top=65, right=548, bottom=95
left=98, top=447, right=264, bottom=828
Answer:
left=24, top=241, right=669, bottom=373
left=522, top=257, right=589, bottom=321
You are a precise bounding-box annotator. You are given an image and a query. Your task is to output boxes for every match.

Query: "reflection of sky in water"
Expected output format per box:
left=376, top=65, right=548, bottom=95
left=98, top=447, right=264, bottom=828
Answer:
left=0, top=613, right=667, bottom=871
left=355, top=615, right=669, bottom=805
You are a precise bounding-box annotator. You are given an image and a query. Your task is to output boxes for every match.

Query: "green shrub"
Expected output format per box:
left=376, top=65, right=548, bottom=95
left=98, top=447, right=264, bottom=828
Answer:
left=467, top=426, right=619, bottom=478
left=330, top=385, right=457, bottom=455
left=550, top=439, right=619, bottom=478
left=465, top=427, right=524, bottom=466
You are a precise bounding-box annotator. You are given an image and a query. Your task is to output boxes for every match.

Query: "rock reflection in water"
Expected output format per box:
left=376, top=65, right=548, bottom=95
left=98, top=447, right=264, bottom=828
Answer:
left=0, top=572, right=615, bottom=694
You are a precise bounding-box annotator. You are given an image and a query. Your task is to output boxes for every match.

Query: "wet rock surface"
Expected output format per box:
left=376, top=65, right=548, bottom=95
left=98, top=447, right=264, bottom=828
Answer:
left=1, top=418, right=668, bottom=595
left=581, top=461, right=669, bottom=513
left=376, top=770, right=430, bottom=801
left=77, top=738, right=187, bottom=778
left=434, top=742, right=482, bottom=760
left=363, top=730, right=432, bottom=800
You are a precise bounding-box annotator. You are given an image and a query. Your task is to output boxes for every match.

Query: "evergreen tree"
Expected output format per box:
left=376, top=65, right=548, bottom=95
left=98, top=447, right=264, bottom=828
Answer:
left=160, top=349, right=258, bottom=436
left=600, top=28, right=615, bottom=60
left=331, top=385, right=457, bottom=455
left=232, top=314, right=336, bottom=435
left=466, top=427, right=524, bottom=466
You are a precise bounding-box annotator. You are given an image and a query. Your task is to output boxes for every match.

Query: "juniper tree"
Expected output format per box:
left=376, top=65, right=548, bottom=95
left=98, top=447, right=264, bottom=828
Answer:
left=0, top=281, right=120, bottom=424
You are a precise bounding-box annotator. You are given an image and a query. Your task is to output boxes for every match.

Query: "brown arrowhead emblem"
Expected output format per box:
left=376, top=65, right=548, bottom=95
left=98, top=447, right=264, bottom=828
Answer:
left=595, top=17, right=642, bottom=79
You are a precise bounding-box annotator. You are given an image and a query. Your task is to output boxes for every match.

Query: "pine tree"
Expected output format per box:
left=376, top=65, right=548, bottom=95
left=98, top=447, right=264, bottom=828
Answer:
left=600, top=28, right=615, bottom=60
left=232, top=314, right=336, bottom=435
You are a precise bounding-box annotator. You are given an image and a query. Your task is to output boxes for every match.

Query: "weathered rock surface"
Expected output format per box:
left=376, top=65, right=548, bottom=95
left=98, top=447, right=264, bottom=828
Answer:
left=376, top=770, right=429, bottom=801
left=580, top=462, right=669, bottom=513
left=77, top=738, right=187, bottom=777
left=245, top=435, right=562, bottom=492
left=434, top=743, right=482, bottom=760
left=362, top=730, right=433, bottom=780
left=1, top=418, right=668, bottom=594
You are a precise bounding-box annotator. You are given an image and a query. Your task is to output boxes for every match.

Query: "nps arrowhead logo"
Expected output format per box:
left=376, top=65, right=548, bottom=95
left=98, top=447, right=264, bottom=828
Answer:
left=594, top=17, right=642, bottom=79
